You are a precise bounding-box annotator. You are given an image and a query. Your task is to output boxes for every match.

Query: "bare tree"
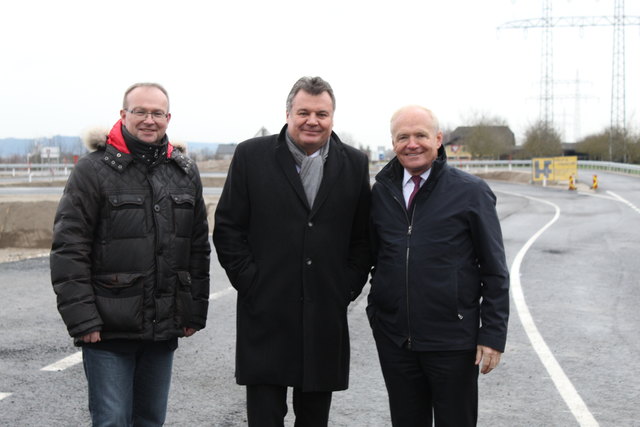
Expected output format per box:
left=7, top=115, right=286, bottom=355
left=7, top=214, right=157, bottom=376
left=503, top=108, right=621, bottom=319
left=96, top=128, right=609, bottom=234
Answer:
left=577, top=128, right=636, bottom=163
left=520, top=121, right=563, bottom=158
left=576, top=131, right=609, bottom=161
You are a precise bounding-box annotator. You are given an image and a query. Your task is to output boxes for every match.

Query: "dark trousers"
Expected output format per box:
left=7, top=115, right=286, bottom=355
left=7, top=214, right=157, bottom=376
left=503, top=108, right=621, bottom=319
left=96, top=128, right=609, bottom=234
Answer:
left=246, top=384, right=332, bottom=427
left=373, top=327, right=478, bottom=427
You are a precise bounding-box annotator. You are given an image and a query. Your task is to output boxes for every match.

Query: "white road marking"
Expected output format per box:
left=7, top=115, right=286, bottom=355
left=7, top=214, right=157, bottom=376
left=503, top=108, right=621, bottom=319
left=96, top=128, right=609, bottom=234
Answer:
left=497, top=190, right=599, bottom=427
left=0, top=392, right=12, bottom=401
left=39, top=287, right=235, bottom=373
left=41, top=351, right=82, bottom=372
left=607, top=190, right=640, bottom=214
left=210, top=286, right=234, bottom=301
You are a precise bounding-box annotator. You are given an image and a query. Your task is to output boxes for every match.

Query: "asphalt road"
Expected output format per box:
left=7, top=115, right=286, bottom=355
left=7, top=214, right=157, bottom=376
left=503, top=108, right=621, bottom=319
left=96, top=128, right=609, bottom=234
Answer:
left=1, top=170, right=639, bottom=426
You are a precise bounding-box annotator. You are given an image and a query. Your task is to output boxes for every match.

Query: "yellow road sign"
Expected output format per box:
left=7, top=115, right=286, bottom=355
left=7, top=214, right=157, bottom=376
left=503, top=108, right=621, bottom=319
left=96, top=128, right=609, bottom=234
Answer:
left=532, top=156, right=577, bottom=182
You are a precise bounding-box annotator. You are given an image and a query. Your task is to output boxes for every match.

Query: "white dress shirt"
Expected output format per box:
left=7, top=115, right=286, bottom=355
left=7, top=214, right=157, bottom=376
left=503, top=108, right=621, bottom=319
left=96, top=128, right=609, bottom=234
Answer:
left=402, top=168, right=431, bottom=208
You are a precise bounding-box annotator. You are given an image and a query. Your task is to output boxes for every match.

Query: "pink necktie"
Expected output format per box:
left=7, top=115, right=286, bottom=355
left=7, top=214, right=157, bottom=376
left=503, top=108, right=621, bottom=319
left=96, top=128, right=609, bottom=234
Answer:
left=407, top=175, right=422, bottom=209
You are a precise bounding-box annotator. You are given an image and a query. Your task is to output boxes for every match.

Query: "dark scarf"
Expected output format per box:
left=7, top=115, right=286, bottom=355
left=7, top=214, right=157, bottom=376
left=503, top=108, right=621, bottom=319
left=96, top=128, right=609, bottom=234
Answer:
left=122, top=125, right=169, bottom=167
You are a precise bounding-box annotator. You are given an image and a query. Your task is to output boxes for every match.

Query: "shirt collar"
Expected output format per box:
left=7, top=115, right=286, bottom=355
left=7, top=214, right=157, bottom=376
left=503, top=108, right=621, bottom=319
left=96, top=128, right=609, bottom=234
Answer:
left=402, top=168, right=430, bottom=187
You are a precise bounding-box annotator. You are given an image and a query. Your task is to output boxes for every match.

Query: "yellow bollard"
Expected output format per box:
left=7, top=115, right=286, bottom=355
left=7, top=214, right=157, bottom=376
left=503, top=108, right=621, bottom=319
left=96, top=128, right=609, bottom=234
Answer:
left=568, top=174, right=577, bottom=191
left=591, top=174, right=598, bottom=190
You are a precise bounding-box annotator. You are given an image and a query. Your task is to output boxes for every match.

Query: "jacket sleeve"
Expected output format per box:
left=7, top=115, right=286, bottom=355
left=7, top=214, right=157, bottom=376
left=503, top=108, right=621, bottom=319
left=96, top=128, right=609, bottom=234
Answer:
left=187, top=163, right=211, bottom=330
left=50, top=158, right=103, bottom=338
left=212, top=144, right=257, bottom=295
left=346, top=153, right=372, bottom=300
left=469, top=181, right=510, bottom=352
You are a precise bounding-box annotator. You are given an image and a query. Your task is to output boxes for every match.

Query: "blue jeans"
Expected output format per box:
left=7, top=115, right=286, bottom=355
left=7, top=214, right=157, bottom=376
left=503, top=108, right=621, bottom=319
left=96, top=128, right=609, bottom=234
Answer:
left=82, top=343, right=175, bottom=427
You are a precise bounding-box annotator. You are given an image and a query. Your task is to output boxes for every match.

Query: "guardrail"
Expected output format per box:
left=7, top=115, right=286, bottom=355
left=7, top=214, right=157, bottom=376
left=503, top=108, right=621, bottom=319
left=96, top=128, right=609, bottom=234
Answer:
left=450, top=159, right=640, bottom=176
left=0, top=163, right=72, bottom=183
left=2, top=160, right=640, bottom=183
left=577, top=160, right=640, bottom=175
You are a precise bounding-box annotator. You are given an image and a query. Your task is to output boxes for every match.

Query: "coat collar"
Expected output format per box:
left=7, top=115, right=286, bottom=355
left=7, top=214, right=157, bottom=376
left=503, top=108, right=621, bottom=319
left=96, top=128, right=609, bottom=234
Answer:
left=274, top=124, right=345, bottom=216
left=376, top=144, right=448, bottom=190
left=96, top=120, right=194, bottom=174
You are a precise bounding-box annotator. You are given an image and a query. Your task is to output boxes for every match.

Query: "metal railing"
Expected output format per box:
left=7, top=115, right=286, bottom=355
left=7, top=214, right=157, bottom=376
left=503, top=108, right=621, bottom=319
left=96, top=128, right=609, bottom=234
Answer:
left=445, top=159, right=640, bottom=176
left=2, top=160, right=640, bottom=184
left=0, top=163, right=72, bottom=183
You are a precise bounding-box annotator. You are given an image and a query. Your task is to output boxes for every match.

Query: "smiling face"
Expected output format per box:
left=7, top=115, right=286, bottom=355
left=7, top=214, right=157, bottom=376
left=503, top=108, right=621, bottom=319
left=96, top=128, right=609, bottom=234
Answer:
left=286, top=90, right=334, bottom=155
left=120, top=86, right=171, bottom=144
left=391, top=106, right=442, bottom=175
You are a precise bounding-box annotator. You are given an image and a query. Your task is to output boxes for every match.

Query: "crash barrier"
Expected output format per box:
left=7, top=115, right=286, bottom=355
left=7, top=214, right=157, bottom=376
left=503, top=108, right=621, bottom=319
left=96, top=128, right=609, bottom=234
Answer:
left=3, top=160, right=640, bottom=184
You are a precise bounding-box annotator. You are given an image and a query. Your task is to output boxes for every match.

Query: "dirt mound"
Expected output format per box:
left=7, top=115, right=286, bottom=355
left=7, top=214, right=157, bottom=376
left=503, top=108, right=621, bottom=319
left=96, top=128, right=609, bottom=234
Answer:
left=0, top=201, right=58, bottom=248
left=0, top=196, right=220, bottom=263
left=474, top=170, right=531, bottom=183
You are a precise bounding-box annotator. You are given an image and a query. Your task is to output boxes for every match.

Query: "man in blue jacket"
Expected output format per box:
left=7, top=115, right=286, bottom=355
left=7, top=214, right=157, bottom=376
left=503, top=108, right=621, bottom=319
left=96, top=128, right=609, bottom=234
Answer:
left=368, top=105, right=509, bottom=426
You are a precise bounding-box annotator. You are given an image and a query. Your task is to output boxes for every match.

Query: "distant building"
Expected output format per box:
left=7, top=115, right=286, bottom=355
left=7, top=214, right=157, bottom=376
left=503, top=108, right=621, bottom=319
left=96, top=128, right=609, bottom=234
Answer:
left=445, top=126, right=516, bottom=160
left=254, top=127, right=270, bottom=138
left=215, top=143, right=237, bottom=160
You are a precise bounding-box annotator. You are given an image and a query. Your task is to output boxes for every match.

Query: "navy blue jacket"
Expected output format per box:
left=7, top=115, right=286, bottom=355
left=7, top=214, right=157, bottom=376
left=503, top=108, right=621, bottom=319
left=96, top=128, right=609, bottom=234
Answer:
left=368, top=146, right=509, bottom=352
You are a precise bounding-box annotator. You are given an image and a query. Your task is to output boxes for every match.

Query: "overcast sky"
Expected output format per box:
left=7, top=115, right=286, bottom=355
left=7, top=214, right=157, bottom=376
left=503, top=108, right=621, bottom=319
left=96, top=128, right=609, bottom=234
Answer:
left=2, top=0, right=639, bottom=150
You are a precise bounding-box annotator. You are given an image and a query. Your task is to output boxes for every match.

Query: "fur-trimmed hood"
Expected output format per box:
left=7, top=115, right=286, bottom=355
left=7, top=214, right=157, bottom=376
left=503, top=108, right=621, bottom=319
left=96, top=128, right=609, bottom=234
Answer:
left=82, top=120, right=187, bottom=154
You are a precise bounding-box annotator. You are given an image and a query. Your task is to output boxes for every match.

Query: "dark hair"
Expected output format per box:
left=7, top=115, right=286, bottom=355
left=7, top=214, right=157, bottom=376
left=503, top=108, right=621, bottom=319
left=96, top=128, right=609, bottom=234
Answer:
left=286, top=76, right=335, bottom=113
left=122, top=82, right=170, bottom=111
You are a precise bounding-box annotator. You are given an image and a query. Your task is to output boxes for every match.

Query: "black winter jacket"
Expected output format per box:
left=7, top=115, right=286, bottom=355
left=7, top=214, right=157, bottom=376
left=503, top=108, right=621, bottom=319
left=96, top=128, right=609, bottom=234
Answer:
left=368, top=147, right=509, bottom=352
left=51, top=120, right=211, bottom=344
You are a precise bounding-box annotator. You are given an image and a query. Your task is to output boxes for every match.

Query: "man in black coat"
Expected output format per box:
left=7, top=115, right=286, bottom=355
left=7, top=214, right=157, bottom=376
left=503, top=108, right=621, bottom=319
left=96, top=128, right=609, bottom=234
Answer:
left=213, top=76, right=371, bottom=426
left=368, top=105, right=510, bottom=426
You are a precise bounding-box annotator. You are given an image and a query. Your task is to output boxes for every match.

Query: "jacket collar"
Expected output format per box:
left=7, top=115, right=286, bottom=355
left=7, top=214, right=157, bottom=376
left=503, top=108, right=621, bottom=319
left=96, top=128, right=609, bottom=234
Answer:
left=100, top=120, right=196, bottom=174
left=106, top=119, right=175, bottom=158
left=376, top=144, right=447, bottom=189
left=275, top=124, right=345, bottom=216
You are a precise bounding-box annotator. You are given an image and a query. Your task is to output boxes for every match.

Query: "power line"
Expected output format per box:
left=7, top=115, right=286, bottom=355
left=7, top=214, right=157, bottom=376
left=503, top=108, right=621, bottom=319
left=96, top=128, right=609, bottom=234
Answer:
left=498, top=0, right=639, bottom=147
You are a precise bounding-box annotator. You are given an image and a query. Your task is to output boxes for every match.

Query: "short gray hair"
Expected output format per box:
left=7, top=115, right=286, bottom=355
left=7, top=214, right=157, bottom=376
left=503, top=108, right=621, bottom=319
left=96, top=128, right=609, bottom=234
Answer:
left=390, top=105, right=440, bottom=135
left=286, top=76, right=335, bottom=113
left=123, top=82, right=170, bottom=111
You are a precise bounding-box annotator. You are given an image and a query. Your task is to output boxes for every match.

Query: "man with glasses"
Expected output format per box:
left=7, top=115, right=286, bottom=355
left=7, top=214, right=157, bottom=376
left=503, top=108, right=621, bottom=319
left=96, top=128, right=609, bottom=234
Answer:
left=51, top=82, right=211, bottom=426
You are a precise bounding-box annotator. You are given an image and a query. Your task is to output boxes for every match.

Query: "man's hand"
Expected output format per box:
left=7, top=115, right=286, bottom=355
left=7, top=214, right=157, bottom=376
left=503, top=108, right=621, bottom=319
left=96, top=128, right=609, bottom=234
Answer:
left=475, top=345, right=502, bottom=374
left=81, top=331, right=101, bottom=343
left=183, top=327, right=197, bottom=337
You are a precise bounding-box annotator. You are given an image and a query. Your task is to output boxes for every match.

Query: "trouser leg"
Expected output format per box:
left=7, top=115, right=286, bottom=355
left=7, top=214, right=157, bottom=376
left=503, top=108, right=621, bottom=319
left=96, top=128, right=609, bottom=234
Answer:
left=372, top=327, right=432, bottom=427
left=132, top=344, right=175, bottom=427
left=246, top=384, right=288, bottom=427
left=82, top=346, right=135, bottom=427
left=419, top=350, right=478, bottom=427
left=292, top=388, right=332, bottom=427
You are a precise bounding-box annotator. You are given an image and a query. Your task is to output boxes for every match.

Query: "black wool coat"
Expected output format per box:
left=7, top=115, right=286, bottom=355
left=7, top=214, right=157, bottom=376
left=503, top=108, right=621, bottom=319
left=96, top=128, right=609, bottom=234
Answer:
left=213, top=125, right=371, bottom=392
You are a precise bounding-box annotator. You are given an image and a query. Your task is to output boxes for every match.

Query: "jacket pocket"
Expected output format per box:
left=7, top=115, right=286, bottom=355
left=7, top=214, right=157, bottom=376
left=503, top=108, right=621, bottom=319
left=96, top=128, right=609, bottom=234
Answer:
left=175, top=270, right=193, bottom=327
left=369, top=261, right=404, bottom=315
left=107, top=193, right=147, bottom=239
left=410, top=265, right=459, bottom=322
left=93, top=272, right=144, bottom=332
left=170, top=192, right=195, bottom=238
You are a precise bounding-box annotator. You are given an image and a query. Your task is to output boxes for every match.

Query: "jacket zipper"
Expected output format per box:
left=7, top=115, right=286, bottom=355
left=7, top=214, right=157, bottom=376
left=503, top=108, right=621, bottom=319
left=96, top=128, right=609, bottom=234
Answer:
left=390, top=188, right=414, bottom=350
left=405, top=207, right=414, bottom=350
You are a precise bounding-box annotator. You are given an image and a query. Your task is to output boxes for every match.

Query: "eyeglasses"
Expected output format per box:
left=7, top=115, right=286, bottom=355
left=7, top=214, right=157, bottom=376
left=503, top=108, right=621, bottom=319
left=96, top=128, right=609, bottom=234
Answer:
left=126, top=109, right=169, bottom=120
